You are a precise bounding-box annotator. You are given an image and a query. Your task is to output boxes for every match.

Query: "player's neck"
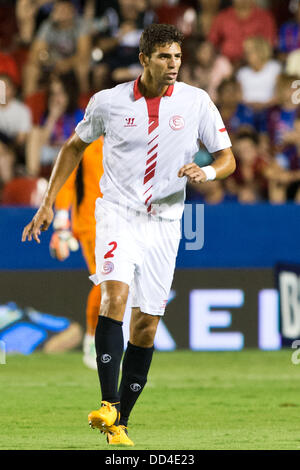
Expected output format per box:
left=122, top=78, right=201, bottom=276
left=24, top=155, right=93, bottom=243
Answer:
left=139, top=73, right=169, bottom=98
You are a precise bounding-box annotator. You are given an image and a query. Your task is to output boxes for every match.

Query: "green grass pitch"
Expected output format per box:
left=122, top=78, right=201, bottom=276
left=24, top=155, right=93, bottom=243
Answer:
left=1, top=350, right=299, bottom=450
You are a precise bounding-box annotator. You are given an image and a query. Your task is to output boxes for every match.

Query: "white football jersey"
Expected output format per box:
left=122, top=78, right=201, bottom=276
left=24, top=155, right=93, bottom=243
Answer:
left=75, top=77, right=231, bottom=220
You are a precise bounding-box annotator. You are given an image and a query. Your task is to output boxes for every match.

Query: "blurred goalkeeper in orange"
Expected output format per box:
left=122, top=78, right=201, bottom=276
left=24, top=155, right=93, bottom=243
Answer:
left=50, top=137, right=104, bottom=369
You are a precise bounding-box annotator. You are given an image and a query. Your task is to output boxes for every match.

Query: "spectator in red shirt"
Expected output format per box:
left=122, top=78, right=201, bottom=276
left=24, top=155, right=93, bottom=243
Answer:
left=0, top=53, right=20, bottom=88
left=208, top=0, right=277, bottom=63
left=1, top=175, right=48, bottom=207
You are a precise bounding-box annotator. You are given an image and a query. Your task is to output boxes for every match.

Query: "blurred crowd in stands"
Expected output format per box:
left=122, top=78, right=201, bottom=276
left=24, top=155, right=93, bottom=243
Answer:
left=1, top=0, right=300, bottom=206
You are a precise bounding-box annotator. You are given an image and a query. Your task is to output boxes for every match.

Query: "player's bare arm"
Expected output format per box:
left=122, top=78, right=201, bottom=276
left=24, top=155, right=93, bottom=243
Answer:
left=22, top=133, right=90, bottom=244
left=178, top=147, right=236, bottom=184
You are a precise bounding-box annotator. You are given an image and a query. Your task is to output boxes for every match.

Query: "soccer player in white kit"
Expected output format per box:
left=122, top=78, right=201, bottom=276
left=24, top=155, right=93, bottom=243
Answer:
left=22, top=24, right=236, bottom=446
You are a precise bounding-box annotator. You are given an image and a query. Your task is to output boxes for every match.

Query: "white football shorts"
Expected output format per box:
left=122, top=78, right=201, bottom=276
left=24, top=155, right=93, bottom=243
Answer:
left=89, top=198, right=181, bottom=316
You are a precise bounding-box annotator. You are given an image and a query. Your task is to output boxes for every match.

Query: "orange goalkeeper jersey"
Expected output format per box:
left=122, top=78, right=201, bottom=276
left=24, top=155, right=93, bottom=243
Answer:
left=55, top=137, right=104, bottom=236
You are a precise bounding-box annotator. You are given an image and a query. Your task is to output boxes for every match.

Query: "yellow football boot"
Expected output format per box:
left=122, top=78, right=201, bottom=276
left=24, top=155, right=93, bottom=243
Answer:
left=88, top=401, right=119, bottom=432
left=107, top=425, right=134, bottom=446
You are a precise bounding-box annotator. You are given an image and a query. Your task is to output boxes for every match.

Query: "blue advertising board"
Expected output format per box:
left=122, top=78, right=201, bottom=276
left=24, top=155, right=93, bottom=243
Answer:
left=1, top=203, right=300, bottom=269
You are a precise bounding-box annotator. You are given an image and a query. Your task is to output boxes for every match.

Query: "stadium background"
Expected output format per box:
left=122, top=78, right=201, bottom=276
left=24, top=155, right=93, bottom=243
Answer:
left=1, top=0, right=300, bottom=452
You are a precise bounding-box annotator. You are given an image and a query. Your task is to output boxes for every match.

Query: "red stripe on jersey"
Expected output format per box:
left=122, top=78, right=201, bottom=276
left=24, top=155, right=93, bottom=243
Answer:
left=146, top=153, right=157, bottom=165
left=145, top=194, right=152, bottom=205
left=146, top=97, right=161, bottom=135
left=145, top=161, right=156, bottom=176
left=144, top=169, right=155, bottom=184
left=148, top=119, right=158, bottom=134
left=148, top=143, right=158, bottom=155
left=143, top=185, right=153, bottom=195
left=134, top=77, right=174, bottom=213
left=148, top=134, right=158, bottom=146
left=219, top=128, right=227, bottom=132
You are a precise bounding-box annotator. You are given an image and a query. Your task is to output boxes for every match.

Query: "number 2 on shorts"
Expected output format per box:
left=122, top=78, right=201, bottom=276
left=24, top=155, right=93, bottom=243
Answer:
left=104, top=241, right=118, bottom=259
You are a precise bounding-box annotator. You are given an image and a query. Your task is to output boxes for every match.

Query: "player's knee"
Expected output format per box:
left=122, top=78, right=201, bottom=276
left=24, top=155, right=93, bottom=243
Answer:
left=100, top=292, right=127, bottom=317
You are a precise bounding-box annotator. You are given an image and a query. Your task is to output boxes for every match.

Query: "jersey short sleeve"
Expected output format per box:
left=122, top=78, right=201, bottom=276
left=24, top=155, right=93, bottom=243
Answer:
left=197, top=90, right=232, bottom=154
left=75, top=90, right=110, bottom=143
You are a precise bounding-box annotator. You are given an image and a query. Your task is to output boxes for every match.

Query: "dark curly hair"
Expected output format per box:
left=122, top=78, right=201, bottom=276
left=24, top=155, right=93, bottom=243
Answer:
left=139, top=24, right=184, bottom=58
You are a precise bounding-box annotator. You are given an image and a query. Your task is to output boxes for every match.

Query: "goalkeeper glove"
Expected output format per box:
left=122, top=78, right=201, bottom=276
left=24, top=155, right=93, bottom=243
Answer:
left=49, top=210, right=79, bottom=261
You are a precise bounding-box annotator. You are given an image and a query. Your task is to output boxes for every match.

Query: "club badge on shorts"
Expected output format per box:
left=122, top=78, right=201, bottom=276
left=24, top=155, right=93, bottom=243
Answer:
left=101, top=260, right=114, bottom=275
left=169, top=115, right=185, bottom=130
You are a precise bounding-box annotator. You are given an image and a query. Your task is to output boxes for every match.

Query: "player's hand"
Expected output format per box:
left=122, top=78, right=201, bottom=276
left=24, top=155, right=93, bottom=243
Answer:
left=49, top=210, right=79, bottom=261
left=178, top=163, right=208, bottom=183
left=22, top=204, right=54, bottom=244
